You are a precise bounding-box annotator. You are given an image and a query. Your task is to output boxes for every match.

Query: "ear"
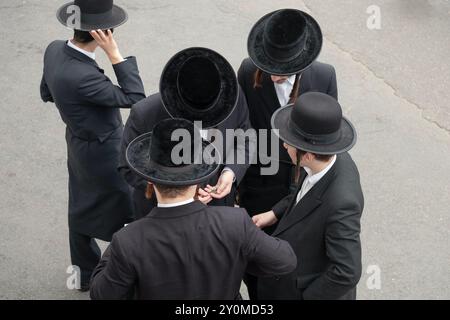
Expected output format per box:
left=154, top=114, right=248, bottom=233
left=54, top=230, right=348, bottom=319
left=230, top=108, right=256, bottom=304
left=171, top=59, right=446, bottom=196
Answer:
left=145, top=183, right=154, bottom=199
left=305, top=152, right=315, bottom=162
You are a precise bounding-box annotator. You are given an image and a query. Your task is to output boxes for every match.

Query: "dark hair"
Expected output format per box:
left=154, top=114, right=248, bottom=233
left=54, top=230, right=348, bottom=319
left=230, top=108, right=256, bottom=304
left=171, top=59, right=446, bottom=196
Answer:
left=297, top=150, right=334, bottom=163
left=73, top=28, right=114, bottom=44
left=154, top=184, right=193, bottom=198
left=253, top=69, right=301, bottom=104
left=73, top=30, right=94, bottom=43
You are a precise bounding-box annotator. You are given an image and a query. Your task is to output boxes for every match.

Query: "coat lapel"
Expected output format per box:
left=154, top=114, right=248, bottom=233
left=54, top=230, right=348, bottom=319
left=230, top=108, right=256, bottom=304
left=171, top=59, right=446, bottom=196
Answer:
left=260, top=74, right=281, bottom=112
left=272, top=159, right=338, bottom=236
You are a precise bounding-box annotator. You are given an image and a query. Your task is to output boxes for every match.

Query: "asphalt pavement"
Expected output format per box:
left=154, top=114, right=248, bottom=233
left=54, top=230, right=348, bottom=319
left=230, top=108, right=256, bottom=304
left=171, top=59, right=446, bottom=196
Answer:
left=0, top=0, right=449, bottom=299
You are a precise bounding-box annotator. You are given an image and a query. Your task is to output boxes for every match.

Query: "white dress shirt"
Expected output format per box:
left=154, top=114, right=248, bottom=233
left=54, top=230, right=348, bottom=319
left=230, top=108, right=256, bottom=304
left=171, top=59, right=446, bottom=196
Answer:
left=274, top=75, right=296, bottom=107
left=296, top=155, right=337, bottom=204
left=157, top=198, right=195, bottom=208
left=67, top=40, right=96, bottom=60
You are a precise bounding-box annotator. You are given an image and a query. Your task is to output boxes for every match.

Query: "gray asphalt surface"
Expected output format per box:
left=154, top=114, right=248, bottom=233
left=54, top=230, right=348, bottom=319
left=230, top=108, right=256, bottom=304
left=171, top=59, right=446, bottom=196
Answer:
left=0, top=0, right=449, bottom=300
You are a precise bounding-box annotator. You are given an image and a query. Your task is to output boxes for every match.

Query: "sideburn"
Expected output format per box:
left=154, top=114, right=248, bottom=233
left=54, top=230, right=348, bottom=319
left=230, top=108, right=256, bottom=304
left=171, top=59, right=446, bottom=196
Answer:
left=294, top=149, right=304, bottom=184
left=145, top=183, right=154, bottom=199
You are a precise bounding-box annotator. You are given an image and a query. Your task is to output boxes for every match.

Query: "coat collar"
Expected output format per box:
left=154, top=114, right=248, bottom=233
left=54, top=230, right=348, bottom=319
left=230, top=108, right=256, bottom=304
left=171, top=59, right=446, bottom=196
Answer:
left=146, top=200, right=206, bottom=219
left=260, top=73, right=281, bottom=112
left=64, top=41, right=102, bottom=70
left=258, top=68, right=313, bottom=111
left=272, top=155, right=339, bottom=236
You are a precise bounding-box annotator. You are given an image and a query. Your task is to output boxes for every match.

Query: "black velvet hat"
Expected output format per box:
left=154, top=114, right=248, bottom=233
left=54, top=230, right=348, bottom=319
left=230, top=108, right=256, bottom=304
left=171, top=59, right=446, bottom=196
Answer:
left=248, top=9, right=323, bottom=76
left=160, top=47, right=238, bottom=129
left=57, top=0, right=128, bottom=31
left=271, top=92, right=356, bottom=154
left=126, top=118, right=221, bottom=186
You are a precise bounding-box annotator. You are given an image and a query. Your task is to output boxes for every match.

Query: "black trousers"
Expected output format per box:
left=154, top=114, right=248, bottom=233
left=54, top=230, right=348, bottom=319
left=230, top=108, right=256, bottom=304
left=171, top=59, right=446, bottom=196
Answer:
left=69, top=229, right=101, bottom=285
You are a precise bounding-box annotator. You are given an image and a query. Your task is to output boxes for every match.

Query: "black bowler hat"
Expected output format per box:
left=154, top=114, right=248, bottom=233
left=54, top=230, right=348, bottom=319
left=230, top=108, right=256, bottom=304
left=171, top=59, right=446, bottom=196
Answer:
left=57, top=0, right=128, bottom=31
left=248, top=9, right=323, bottom=76
left=271, top=92, right=357, bottom=154
left=126, top=118, right=221, bottom=186
left=160, top=47, right=239, bottom=129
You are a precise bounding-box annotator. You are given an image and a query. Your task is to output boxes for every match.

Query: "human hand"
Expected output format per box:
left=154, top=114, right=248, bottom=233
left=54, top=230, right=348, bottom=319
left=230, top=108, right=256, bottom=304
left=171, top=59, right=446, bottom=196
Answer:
left=197, top=187, right=213, bottom=205
left=90, top=29, right=124, bottom=64
left=204, top=170, right=235, bottom=200
left=252, top=210, right=278, bottom=229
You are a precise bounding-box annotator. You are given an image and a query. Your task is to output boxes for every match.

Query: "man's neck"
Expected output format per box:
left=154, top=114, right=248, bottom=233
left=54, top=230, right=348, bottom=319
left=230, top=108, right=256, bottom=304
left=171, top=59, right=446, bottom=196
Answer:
left=307, top=156, right=336, bottom=175
left=70, top=39, right=97, bottom=53
left=155, top=186, right=198, bottom=205
left=157, top=195, right=194, bottom=205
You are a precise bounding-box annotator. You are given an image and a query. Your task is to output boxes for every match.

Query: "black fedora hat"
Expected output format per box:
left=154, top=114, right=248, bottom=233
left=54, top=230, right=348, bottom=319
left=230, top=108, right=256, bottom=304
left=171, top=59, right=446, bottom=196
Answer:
left=160, top=47, right=238, bottom=129
left=126, top=118, right=221, bottom=186
left=57, top=0, right=128, bottom=31
left=271, top=92, right=357, bottom=154
left=248, top=9, right=323, bottom=76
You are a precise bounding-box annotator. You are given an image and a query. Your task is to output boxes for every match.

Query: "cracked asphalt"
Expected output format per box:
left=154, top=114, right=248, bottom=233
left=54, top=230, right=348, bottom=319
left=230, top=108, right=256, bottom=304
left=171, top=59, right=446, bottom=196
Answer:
left=0, top=0, right=449, bottom=300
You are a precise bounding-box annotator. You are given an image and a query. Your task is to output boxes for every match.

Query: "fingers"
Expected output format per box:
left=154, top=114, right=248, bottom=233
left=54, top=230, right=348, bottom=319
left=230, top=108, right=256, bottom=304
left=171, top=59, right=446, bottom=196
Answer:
left=89, top=29, right=111, bottom=43
left=197, top=188, right=209, bottom=197
left=216, top=181, right=226, bottom=194
left=89, top=30, right=101, bottom=43
left=197, top=188, right=212, bottom=204
left=199, top=196, right=212, bottom=205
left=96, top=29, right=107, bottom=42
left=204, top=185, right=216, bottom=193
left=252, top=215, right=260, bottom=225
left=203, top=183, right=231, bottom=200
left=197, top=188, right=213, bottom=204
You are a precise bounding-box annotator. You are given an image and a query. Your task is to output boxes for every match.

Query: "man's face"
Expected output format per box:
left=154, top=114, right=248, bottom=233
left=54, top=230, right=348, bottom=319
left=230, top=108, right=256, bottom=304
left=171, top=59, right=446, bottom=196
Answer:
left=271, top=75, right=290, bottom=84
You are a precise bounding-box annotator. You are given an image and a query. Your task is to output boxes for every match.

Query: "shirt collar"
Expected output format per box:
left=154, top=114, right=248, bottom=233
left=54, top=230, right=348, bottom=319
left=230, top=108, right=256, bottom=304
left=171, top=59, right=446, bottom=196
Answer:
left=303, top=155, right=337, bottom=185
left=157, top=198, right=195, bottom=208
left=286, top=74, right=296, bottom=86
left=274, top=75, right=296, bottom=88
left=67, top=40, right=96, bottom=60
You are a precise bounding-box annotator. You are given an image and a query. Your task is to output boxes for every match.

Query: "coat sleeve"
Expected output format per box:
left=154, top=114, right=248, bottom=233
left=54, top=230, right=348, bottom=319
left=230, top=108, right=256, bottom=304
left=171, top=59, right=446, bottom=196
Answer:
left=118, top=106, right=148, bottom=191
left=90, top=234, right=136, bottom=300
left=272, top=193, right=295, bottom=220
left=237, top=59, right=249, bottom=90
left=223, top=85, right=255, bottom=185
left=40, top=75, right=54, bottom=103
left=242, top=210, right=297, bottom=277
left=326, top=65, right=338, bottom=100
left=302, top=201, right=362, bottom=300
left=77, top=56, right=146, bottom=108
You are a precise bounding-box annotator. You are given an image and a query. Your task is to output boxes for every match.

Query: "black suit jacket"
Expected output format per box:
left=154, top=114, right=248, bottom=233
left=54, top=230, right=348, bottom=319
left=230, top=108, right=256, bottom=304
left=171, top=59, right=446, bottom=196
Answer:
left=40, top=40, right=146, bottom=240
left=258, top=153, right=364, bottom=300
left=237, top=58, right=338, bottom=220
left=118, top=89, right=253, bottom=218
left=90, top=201, right=297, bottom=299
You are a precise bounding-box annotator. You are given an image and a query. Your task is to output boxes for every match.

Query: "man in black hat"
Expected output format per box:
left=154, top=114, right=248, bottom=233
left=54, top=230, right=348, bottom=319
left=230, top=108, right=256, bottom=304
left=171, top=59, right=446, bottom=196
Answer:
left=238, top=8, right=338, bottom=299
left=40, top=0, right=145, bottom=291
left=90, top=118, right=296, bottom=299
left=252, top=92, right=364, bottom=300
left=118, top=47, right=253, bottom=219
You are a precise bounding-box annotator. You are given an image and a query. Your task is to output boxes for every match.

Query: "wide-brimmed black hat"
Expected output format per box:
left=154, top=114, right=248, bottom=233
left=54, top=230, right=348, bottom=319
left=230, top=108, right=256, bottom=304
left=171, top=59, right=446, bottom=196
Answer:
left=57, top=0, right=128, bottom=31
left=126, top=118, right=221, bottom=186
left=248, top=9, right=323, bottom=76
left=271, top=92, right=356, bottom=154
left=160, top=47, right=238, bottom=129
